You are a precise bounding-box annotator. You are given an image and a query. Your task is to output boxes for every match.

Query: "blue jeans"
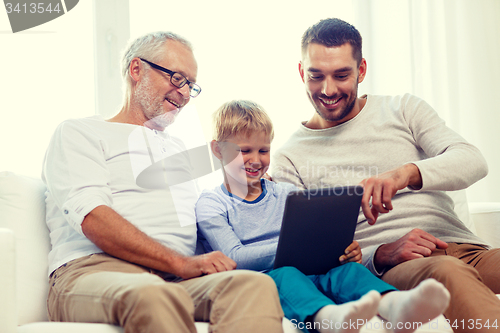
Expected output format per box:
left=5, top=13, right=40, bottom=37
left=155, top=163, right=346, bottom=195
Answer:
left=268, top=262, right=396, bottom=332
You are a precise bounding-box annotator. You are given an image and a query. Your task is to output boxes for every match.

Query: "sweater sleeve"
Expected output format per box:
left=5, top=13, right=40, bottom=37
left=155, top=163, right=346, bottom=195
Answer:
left=402, top=94, right=488, bottom=191
left=195, top=192, right=277, bottom=272
left=42, top=120, right=113, bottom=236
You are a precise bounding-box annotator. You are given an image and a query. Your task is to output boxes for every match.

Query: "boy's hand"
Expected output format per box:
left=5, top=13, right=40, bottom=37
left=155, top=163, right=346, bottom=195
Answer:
left=339, top=241, right=362, bottom=264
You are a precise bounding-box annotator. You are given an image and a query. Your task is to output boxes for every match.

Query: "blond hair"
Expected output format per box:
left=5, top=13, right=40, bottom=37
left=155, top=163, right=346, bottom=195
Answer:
left=213, top=100, right=274, bottom=142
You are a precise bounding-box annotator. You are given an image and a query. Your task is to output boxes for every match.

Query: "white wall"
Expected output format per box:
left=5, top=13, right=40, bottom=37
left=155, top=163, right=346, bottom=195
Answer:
left=3, top=0, right=499, bottom=203
left=1, top=1, right=94, bottom=177
left=128, top=0, right=356, bottom=154
left=353, top=0, right=500, bottom=203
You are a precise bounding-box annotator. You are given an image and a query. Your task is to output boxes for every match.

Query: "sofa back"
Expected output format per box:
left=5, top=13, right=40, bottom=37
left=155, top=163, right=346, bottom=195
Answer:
left=0, top=172, right=50, bottom=324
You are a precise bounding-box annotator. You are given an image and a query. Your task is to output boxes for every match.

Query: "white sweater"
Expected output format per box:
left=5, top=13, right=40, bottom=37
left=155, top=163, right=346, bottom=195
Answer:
left=42, top=116, right=198, bottom=274
left=271, top=94, right=489, bottom=275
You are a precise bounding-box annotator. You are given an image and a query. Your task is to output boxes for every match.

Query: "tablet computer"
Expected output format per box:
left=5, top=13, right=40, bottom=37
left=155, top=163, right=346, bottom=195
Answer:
left=273, top=185, right=363, bottom=275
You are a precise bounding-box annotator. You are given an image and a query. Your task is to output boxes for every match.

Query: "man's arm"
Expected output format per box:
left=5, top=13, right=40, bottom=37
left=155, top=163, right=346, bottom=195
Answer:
left=373, top=228, right=448, bottom=272
left=359, top=95, right=487, bottom=225
left=358, top=164, right=450, bottom=272
left=82, top=205, right=236, bottom=279
left=360, top=95, right=486, bottom=270
left=359, top=163, right=422, bottom=225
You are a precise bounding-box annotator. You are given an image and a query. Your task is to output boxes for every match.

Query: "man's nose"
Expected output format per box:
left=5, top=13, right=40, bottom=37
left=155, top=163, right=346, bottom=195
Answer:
left=177, top=84, right=191, bottom=100
left=321, top=77, right=338, bottom=97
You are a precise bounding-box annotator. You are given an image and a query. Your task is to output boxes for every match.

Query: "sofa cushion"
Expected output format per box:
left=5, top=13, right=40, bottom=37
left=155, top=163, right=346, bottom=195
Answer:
left=0, top=172, right=50, bottom=324
left=17, top=322, right=124, bottom=333
left=469, top=202, right=500, bottom=247
left=0, top=228, right=16, bottom=333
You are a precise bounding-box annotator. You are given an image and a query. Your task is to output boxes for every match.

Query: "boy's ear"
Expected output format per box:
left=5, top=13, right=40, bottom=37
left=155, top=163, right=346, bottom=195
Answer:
left=210, top=140, right=223, bottom=160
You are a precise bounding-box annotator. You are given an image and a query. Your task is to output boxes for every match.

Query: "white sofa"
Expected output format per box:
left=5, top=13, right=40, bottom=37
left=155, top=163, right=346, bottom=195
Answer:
left=1, top=171, right=499, bottom=333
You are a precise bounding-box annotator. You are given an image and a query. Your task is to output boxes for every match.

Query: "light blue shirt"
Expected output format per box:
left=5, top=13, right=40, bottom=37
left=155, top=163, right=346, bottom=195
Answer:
left=195, top=179, right=297, bottom=272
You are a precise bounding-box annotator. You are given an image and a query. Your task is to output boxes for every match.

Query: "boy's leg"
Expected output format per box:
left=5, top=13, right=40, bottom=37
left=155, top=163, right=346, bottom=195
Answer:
left=310, top=262, right=396, bottom=304
left=268, top=266, right=333, bottom=325
left=311, top=262, right=449, bottom=332
left=48, top=254, right=196, bottom=333
left=179, top=270, right=284, bottom=333
left=269, top=266, right=380, bottom=333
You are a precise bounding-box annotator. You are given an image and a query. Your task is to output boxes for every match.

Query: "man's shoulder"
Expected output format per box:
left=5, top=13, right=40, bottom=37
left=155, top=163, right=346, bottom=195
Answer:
left=366, top=93, right=423, bottom=109
left=53, top=115, right=105, bottom=133
left=59, top=115, right=104, bottom=125
left=273, top=126, right=306, bottom=156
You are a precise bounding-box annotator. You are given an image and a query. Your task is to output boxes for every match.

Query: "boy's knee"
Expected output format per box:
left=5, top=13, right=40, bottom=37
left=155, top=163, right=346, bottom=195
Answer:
left=268, top=266, right=303, bottom=281
left=335, top=261, right=368, bottom=275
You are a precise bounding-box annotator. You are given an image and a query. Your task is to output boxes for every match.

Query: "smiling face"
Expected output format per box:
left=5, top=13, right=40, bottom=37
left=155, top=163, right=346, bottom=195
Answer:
left=131, top=40, right=198, bottom=130
left=213, top=131, right=271, bottom=198
left=299, top=42, right=366, bottom=129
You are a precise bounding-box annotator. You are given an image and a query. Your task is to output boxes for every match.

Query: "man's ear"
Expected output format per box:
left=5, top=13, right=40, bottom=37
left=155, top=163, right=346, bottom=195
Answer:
left=129, top=58, right=143, bottom=83
left=298, top=61, right=305, bottom=83
left=210, top=140, right=223, bottom=160
left=357, top=58, right=367, bottom=83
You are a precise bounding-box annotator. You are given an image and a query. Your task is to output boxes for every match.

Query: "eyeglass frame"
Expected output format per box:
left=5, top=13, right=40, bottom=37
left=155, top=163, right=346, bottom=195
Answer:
left=139, top=58, right=202, bottom=98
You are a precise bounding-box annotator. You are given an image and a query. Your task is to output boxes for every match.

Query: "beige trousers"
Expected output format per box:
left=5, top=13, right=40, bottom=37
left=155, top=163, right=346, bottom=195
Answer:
left=47, top=253, right=284, bottom=333
left=381, top=243, right=500, bottom=333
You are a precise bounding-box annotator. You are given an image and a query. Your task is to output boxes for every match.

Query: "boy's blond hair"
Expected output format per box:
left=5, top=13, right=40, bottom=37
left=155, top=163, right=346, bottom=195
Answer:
left=213, top=100, right=274, bottom=142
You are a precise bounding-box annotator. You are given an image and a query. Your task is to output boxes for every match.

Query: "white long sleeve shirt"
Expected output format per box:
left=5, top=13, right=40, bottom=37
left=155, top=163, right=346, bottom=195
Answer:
left=42, top=116, right=198, bottom=275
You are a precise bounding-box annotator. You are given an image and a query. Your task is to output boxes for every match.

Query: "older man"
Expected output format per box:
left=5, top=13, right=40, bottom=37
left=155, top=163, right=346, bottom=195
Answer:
left=42, top=32, right=284, bottom=333
left=272, top=18, right=500, bottom=333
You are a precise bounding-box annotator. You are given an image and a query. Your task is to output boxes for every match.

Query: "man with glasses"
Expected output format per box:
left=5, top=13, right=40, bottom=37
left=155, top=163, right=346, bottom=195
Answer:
left=42, top=32, right=284, bottom=333
left=272, top=18, right=500, bottom=332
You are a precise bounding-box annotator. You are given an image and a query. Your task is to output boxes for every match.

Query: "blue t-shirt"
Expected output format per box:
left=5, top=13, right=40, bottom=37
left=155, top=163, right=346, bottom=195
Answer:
left=195, top=179, right=297, bottom=272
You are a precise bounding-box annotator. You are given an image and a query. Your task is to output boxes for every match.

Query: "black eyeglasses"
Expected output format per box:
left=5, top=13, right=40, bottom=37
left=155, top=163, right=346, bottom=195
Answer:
left=139, top=58, right=202, bottom=98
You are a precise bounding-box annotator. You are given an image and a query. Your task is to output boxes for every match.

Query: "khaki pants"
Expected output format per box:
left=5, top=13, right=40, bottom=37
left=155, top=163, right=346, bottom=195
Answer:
left=47, top=253, right=284, bottom=333
left=381, top=243, right=500, bottom=333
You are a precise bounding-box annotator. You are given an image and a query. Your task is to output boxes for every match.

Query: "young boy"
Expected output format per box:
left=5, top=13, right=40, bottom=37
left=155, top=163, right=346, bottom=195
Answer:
left=195, top=100, right=450, bottom=333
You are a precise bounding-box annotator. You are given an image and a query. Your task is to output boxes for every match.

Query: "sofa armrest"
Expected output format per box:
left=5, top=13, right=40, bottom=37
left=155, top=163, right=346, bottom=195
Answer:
left=0, top=228, right=17, bottom=333
left=469, top=202, right=500, bottom=248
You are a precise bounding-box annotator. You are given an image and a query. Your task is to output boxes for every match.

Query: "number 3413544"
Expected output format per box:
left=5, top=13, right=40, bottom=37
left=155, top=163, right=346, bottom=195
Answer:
left=445, top=319, right=498, bottom=330
left=5, top=3, right=62, bottom=14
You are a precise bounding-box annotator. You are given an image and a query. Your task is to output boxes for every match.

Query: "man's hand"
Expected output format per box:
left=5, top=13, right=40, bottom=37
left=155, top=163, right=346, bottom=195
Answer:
left=374, top=228, right=448, bottom=271
left=339, top=240, right=362, bottom=264
left=359, top=163, right=422, bottom=224
left=176, top=251, right=237, bottom=280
